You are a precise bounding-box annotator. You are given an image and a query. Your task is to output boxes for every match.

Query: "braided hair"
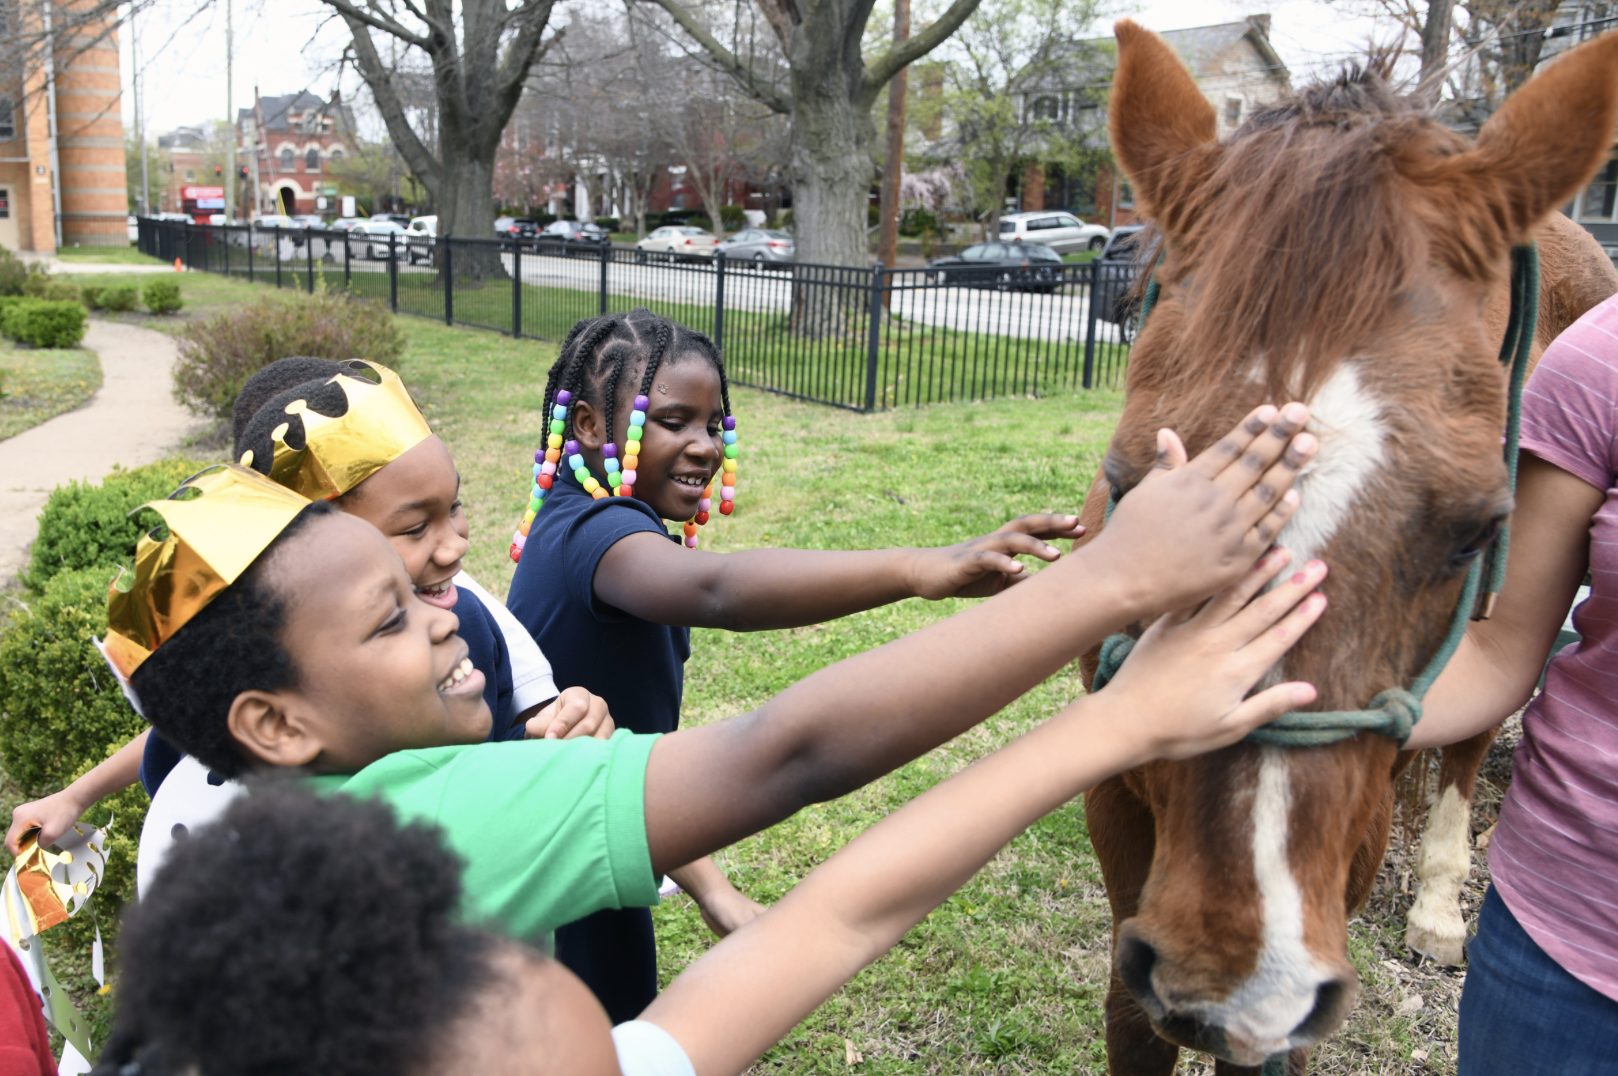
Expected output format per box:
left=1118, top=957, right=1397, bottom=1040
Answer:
left=230, top=357, right=348, bottom=447
left=511, top=309, right=734, bottom=561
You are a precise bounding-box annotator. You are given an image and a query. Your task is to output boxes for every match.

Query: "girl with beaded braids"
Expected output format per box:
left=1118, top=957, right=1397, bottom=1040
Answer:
left=506, top=309, right=1093, bottom=1022
left=6, top=358, right=613, bottom=860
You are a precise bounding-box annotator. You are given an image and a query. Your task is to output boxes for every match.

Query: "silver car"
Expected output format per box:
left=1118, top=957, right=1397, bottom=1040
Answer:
left=715, top=228, right=795, bottom=266
left=998, top=211, right=1110, bottom=254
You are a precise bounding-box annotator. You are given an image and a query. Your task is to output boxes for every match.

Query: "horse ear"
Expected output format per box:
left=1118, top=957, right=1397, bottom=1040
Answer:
left=1411, top=31, right=1618, bottom=276
left=1109, top=20, right=1219, bottom=231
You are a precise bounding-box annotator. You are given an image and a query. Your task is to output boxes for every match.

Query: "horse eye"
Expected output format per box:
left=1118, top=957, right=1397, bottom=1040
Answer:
left=1449, top=516, right=1504, bottom=569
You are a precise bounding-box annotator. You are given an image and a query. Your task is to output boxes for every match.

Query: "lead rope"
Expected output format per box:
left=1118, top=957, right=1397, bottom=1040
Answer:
left=1093, top=245, right=1538, bottom=750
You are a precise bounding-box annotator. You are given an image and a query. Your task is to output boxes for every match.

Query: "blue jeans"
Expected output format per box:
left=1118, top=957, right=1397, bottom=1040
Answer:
left=1458, top=885, right=1618, bottom=1075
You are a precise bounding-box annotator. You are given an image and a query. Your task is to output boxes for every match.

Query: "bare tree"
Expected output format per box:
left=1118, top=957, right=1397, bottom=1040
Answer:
left=649, top=0, right=987, bottom=270
left=315, top=0, right=561, bottom=274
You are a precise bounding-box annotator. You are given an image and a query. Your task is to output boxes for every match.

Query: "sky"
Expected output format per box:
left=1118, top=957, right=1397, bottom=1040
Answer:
left=120, top=0, right=1398, bottom=138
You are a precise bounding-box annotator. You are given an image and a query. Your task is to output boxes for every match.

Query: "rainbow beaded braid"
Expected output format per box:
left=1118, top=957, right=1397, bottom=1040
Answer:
left=509, top=394, right=739, bottom=562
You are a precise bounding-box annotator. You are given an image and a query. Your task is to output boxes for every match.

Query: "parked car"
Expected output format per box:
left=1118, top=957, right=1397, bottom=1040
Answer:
left=495, top=215, right=515, bottom=238
left=1091, top=224, right=1153, bottom=336
left=253, top=214, right=297, bottom=230
left=127, top=215, right=138, bottom=243
left=535, top=219, right=610, bottom=255
left=927, top=241, right=1064, bottom=292
left=715, top=228, right=794, bottom=265
left=292, top=214, right=326, bottom=230
left=405, top=215, right=438, bottom=264
left=348, top=219, right=408, bottom=260
left=998, top=210, right=1110, bottom=254
left=368, top=212, right=412, bottom=226
left=329, top=217, right=366, bottom=232
left=498, top=218, right=543, bottom=248
left=636, top=225, right=719, bottom=262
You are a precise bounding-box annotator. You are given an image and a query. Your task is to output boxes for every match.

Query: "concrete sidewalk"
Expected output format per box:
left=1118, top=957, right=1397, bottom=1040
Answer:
left=19, top=253, right=174, bottom=275
left=0, top=319, right=200, bottom=584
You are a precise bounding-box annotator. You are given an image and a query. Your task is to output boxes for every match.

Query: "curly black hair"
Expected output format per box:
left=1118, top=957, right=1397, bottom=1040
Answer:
left=93, top=781, right=497, bottom=1076
left=129, top=500, right=335, bottom=779
left=230, top=357, right=348, bottom=449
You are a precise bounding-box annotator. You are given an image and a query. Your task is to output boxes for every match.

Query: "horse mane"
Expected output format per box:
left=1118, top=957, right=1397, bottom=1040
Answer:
left=1150, top=57, right=1466, bottom=400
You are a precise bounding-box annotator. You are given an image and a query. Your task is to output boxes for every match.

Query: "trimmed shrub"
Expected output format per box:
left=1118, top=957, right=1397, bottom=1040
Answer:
left=24, top=457, right=206, bottom=592
left=0, top=246, right=26, bottom=296
left=1, top=299, right=88, bottom=348
left=594, top=217, right=620, bottom=232
left=719, top=204, right=746, bottom=232
left=42, top=279, right=81, bottom=303
left=173, top=291, right=404, bottom=421
left=0, top=565, right=149, bottom=949
left=100, top=284, right=139, bottom=312
left=20, top=265, right=54, bottom=297
left=80, top=284, right=104, bottom=310
left=899, top=206, right=942, bottom=238
left=142, top=277, right=183, bottom=314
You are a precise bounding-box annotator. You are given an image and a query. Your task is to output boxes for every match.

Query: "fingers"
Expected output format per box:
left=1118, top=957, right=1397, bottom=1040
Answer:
left=996, top=513, right=1086, bottom=542
left=1231, top=571, right=1328, bottom=675
left=1195, top=547, right=1295, bottom=626
left=1232, top=429, right=1316, bottom=534
left=1183, top=404, right=1278, bottom=477
left=1211, top=402, right=1312, bottom=508
left=1152, top=426, right=1190, bottom=471
left=979, top=529, right=1063, bottom=564
left=1228, top=680, right=1320, bottom=733
left=5, top=817, right=35, bottom=856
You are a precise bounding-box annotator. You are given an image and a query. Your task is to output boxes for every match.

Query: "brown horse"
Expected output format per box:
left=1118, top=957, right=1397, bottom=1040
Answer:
left=1078, top=23, right=1618, bottom=1074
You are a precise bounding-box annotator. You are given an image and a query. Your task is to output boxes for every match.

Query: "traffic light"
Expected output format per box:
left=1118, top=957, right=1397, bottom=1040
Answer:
left=239, top=165, right=249, bottom=179
left=214, top=164, right=222, bottom=177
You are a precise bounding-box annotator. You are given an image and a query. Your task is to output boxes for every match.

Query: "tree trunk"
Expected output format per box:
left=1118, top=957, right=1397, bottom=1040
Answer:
left=1418, top=1, right=1454, bottom=102
left=790, top=87, right=874, bottom=271
left=440, top=150, right=504, bottom=279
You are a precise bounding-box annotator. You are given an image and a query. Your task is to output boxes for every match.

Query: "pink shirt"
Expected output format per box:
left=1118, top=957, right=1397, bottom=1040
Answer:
left=1491, top=291, right=1618, bottom=1001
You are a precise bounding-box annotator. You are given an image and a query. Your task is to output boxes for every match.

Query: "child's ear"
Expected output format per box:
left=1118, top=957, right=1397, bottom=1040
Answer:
left=571, top=398, right=605, bottom=451
left=226, top=691, right=323, bottom=769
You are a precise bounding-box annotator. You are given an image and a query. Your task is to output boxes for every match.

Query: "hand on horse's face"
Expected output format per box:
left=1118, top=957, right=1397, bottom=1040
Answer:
left=1097, top=546, right=1326, bottom=763
left=1092, top=402, right=1316, bottom=617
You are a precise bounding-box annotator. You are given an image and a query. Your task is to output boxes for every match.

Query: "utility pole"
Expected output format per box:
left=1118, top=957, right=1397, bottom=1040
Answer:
left=876, top=0, right=910, bottom=290
left=225, top=0, right=235, bottom=220
left=248, top=85, right=260, bottom=219
left=132, top=4, right=148, bottom=215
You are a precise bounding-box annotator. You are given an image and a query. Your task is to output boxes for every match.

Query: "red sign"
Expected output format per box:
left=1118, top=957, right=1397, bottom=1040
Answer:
left=179, top=185, right=224, bottom=200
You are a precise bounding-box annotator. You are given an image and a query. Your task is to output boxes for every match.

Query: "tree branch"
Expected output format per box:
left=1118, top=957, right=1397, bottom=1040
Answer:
left=645, top=0, right=792, bottom=113
left=315, top=0, right=432, bottom=48
left=338, top=13, right=443, bottom=192
left=863, top=0, right=985, bottom=101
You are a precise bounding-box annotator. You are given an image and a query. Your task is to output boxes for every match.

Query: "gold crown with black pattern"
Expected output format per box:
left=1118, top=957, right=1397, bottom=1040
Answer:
left=102, top=464, right=312, bottom=680
left=237, top=360, right=432, bottom=501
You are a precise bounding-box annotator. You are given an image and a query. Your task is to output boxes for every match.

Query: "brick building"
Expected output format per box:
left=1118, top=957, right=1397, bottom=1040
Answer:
left=238, top=89, right=354, bottom=217
left=0, top=0, right=130, bottom=252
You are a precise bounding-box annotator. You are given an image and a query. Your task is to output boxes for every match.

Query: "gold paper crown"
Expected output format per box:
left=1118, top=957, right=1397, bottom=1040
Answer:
left=240, top=360, right=432, bottom=501
left=103, top=464, right=312, bottom=679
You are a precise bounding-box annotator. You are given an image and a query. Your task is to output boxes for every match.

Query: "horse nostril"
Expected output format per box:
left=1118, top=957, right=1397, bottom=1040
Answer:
left=1290, top=976, right=1356, bottom=1044
left=1116, top=929, right=1164, bottom=1018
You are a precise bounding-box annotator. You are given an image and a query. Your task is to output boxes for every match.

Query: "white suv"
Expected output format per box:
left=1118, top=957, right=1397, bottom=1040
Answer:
left=998, top=211, right=1110, bottom=254
left=405, top=215, right=437, bottom=264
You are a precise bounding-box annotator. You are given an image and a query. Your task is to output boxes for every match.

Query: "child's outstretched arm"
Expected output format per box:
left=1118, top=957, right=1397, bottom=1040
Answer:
left=6, top=729, right=148, bottom=853
left=641, top=404, right=1317, bottom=875
left=642, top=549, right=1326, bottom=1073
left=595, top=512, right=1084, bottom=631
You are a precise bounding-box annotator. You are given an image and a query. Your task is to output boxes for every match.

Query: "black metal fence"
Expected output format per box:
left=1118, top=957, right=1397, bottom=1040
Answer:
left=138, top=218, right=1136, bottom=410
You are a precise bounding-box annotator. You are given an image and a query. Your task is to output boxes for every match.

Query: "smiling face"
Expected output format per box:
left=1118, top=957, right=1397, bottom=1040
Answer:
left=575, top=353, right=726, bottom=523
left=340, top=435, right=470, bottom=609
left=229, top=511, right=491, bottom=774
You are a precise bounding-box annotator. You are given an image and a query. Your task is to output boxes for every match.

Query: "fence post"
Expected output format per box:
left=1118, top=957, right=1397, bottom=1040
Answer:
left=305, top=228, right=316, bottom=293
left=597, top=243, right=609, bottom=315
left=388, top=234, right=399, bottom=312
left=223, top=225, right=230, bottom=276
left=864, top=264, right=884, bottom=412
left=274, top=229, right=283, bottom=290
left=443, top=240, right=454, bottom=325
left=247, top=224, right=255, bottom=282
left=343, top=229, right=352, bottom=290
left=511, top=243, right=522, bottom=338
left=1081, top=260, right=1102, bottom=390
left=713, top=254, right=726, bottom=353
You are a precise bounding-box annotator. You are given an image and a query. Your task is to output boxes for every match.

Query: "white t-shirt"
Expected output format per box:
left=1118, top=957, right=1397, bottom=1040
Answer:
left=453, top=570, right=558, bottom=711
left=611, top=1021, right=695, bottom=1076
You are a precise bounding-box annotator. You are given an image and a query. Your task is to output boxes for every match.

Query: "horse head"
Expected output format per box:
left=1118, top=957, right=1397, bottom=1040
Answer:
left=1090, top=22, right=1618, bottom=1066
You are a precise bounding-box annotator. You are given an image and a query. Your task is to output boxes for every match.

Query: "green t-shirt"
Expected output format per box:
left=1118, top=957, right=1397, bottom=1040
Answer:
left=306, top=729, right=661, bottom=942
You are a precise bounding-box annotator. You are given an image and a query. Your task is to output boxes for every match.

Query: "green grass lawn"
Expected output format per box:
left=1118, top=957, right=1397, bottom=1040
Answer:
left=53, top=245, right=166, bottom=266
left=4, top=271, right=1467, bottom=1072
left=0, top=346, right=101, bottom=441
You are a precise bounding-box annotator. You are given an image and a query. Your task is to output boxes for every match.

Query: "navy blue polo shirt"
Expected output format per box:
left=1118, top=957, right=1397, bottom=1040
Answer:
left=453, top=583, right=520, bottom=741
left=507, top=472, right=689, bottom=735
left=137, top=583, right=520, bottom=797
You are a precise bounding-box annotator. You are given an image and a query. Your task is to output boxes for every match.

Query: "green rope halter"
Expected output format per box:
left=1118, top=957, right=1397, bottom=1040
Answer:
left=1092, top=245, right=1539, bottom=750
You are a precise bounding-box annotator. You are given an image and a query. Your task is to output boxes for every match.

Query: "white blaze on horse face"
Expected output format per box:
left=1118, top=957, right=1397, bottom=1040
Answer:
left=1276, top=360, right=1388, bottom=568
left=1213, top=750, right=1332, bottom=1060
